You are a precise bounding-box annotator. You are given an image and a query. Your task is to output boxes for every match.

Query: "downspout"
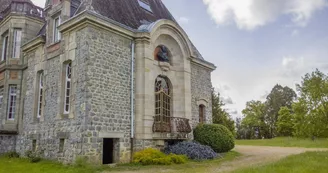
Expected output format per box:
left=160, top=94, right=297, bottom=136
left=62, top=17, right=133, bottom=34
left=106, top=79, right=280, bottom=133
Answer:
left=130, top=40, right=135, bottom=162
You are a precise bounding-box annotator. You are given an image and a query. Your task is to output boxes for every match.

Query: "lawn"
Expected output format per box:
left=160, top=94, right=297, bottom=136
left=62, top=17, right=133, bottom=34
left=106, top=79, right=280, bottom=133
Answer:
left=236, top=137, right=328, bottom=148
left=0, top=151, right=240, bottom=173
left=232, top=151, right=328, bottom=173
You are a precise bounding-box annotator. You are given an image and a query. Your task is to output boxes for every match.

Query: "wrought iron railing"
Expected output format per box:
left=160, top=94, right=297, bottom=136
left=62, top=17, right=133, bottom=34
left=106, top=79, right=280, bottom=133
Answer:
left=0, top=1, right=45, bottom=20
left=153, top=115, right=192, bottom=133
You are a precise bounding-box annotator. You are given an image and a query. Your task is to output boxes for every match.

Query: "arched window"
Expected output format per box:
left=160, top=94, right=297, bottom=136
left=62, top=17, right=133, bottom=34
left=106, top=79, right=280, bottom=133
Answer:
left=155, top=76, right=171, bottom=117
left=199, top=105, right=205, bottom=123
left=154, top=76, right=171, bottom=132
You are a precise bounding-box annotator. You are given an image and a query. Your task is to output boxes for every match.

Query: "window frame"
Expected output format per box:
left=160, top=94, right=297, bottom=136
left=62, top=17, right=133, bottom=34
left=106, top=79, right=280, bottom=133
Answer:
left=138, top=0, right=153, bottom=13
left=53, top=16, right=61, bottom=43
left=12, top=28, right=22, bottom=59
left=63, top=62, right=71, bottom=114
left=7, top=85, right=17, bottom=120
left=1, top=34, right=8, bottom=61
left=37, top=72, right=44, bottom=119
left=0, top=86, right=4, bottom=109
left=199, top=104, right=205, bottom=123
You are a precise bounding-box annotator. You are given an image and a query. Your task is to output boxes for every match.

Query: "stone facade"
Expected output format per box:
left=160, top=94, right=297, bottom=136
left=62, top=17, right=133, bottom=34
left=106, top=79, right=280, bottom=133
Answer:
left=0, top=0, right=216, bottom=164
left=0, top=135, right=16, bottom=154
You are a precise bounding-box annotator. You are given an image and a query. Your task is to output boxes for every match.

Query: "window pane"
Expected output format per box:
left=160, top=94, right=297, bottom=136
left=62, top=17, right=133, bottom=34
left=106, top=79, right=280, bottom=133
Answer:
left=8, top=85, right=17, bottom=120
left=138, top=0, right=152, bottom=12
left=2, top=36, right=8, bottom=61
left=13, top=29, right=22, bottom=58
left=37, top=73, right=43, bottom=118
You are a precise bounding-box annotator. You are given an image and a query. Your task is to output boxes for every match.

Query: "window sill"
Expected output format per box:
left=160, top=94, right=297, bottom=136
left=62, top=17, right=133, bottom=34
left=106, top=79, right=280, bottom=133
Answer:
left=56, top=113, right=74, bottom=120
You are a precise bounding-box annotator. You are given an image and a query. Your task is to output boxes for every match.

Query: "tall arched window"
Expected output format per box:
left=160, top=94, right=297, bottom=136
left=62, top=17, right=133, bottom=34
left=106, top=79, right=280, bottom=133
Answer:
left=154, top=76, right=171, bottom=132
left=199, top=105, right=205, bottom=123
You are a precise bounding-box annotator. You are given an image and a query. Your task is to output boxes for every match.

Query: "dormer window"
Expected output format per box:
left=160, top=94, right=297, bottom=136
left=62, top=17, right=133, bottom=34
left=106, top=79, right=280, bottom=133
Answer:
left=53, top=16, right=61, bottom=43
left=138, top=0, right=152, bottom=13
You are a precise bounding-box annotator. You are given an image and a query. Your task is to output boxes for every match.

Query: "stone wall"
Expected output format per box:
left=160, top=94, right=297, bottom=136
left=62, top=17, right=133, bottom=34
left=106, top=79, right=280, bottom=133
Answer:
left=15, top=27, right=89, bottom=163
left=190, top=63, right=213, bottom=128
left=0, top=135, right=16, bottom=154
left=82, top=26, right=133, bottom=163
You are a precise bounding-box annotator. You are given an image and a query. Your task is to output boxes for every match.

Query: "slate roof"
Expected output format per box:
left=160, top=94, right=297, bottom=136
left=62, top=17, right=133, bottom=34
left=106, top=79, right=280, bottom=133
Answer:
left=76, top=0, right=176, bottom=29
left=0, top=0, right=34, bottom=12
left=74, top=0, right=204, bottom=60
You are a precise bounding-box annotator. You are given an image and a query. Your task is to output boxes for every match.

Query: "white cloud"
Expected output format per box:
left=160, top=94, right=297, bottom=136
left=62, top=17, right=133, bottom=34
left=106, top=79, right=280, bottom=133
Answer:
left=291, top=29, right=300, bottom=36
left=202, top=0, right=328, bottom=30
left=32, top=0, right=45, bottom=7
left=178, top=17, right=190, bottom=24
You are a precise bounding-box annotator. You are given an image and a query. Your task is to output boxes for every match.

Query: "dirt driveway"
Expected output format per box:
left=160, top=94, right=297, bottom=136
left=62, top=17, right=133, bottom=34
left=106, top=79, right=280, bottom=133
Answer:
left=105, top=145, right=328, bottom=173
left=216, top=145, right=328, bottom=172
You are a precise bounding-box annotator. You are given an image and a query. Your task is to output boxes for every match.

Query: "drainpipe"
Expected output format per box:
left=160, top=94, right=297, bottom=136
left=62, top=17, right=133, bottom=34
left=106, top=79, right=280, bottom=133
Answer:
left=130, top=40, right=135, bottom=162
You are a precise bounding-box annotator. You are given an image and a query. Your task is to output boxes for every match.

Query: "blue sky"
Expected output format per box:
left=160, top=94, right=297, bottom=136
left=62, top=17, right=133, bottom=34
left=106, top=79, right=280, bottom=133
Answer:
left=32, top=0, right=328, bottom=118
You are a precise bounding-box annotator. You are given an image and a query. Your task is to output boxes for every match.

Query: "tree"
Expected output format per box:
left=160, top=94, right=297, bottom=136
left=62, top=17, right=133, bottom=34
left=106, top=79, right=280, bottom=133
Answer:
left=212, top=89, right=236, bottom=136
left=241, top=100, right=269, bottom=139
left=292, top=69, right=328, bottom=138
left=265, top=84, right=297, bottom=137
left=276, top=107, right=293, bottom=136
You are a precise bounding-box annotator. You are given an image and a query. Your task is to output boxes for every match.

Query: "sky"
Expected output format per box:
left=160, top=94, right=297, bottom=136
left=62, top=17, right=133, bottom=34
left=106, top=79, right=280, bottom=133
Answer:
left=32, top=0, right=328, bottom=119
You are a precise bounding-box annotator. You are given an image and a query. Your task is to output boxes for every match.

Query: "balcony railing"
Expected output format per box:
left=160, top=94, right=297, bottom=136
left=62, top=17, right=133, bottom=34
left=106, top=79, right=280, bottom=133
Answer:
left=0, top=1, right=45, bottom=20
left=152, top=115, right=192, bottom=133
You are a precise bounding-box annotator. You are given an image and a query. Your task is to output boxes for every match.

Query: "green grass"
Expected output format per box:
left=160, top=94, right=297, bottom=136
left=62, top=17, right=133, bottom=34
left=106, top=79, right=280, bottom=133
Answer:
left=0, top=157, right=100, bottom=173
left=236, top=137, right=328, bottom=148
left=232, top=151, right=328, bottom=173
left=0, top=151, right=240, bottom=173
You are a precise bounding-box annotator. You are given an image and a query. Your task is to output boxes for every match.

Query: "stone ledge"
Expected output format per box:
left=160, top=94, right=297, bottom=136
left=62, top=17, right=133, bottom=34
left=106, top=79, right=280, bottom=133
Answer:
left=99, top=131, right=124, bottom=138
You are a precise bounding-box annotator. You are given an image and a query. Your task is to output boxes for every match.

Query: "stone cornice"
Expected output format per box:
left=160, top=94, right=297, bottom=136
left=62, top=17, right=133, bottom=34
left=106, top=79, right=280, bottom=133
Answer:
left=59, top=10, right=136, bottom=39
left=0, top=14, right=45, bottom=27
left=190, top=58, right=216, bottom=71
left=22, top=36, right=46, bottom=53
left=0, top=64, right=28, bottom=73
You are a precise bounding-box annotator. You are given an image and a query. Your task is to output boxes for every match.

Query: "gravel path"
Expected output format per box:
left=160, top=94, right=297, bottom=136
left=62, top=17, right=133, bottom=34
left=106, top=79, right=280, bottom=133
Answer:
left=215, top=145, right=328, bottom=173
left=104, top=145, right=328, bottom=173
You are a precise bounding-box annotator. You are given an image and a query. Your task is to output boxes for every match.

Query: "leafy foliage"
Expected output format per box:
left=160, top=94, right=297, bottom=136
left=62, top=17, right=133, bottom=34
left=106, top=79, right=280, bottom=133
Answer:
left=241, top=100, right=268, bottom=139
left=194, top=124, right=235, bottom=153
left=292, top=69, right=328, bottom=138
left=239, top=69, right=328, bottom=139
left=3, top=151, right=20, bottom=158
left=265, top=84, right=297, bottom=137
left=165, top=141, right=218, bottom=160
left=133, top=148, right=187, bottom=165
left=277, top=107, right=294, bottom=136
left=212, top=89, right=236, bottom=135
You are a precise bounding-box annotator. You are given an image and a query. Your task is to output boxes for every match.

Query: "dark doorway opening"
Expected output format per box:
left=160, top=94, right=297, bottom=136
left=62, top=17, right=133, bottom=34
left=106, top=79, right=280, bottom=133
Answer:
left=103, top=138, right=114, bottom=164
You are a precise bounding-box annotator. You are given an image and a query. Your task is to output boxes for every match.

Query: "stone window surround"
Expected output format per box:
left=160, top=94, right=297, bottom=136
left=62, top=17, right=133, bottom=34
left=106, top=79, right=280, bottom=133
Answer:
left=12, top=28, right=22, bottom=59
left=1, top=32, right=9, bottom=61
left=197, top=99, right=209, bottom=123
left=53, top=16, right=61, bottom=43
left=33, top=70, right=45, bottom=122
left=57, top=59, right=75, bottom=119
left=63, top=62, right=71, bottom=114
left=7, top=85, right=17, bottom=120
left=0, top=86, right=3, bottom=109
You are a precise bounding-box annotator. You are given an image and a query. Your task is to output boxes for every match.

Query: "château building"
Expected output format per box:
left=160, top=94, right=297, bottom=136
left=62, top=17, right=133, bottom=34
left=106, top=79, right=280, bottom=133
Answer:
left=0, top=0, right=216, bottom=164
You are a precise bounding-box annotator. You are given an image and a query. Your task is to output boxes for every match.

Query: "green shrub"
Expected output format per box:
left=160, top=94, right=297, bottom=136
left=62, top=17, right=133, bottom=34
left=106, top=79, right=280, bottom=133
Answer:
left=3, top=151, right=20, bottom=158
left=194, top=124, right=235, bottom=153
left=133, top=148, right=187, bottom=165
left=25, top=150, right=42, bottom=163
left=168, top=153, right=188, bottom=164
